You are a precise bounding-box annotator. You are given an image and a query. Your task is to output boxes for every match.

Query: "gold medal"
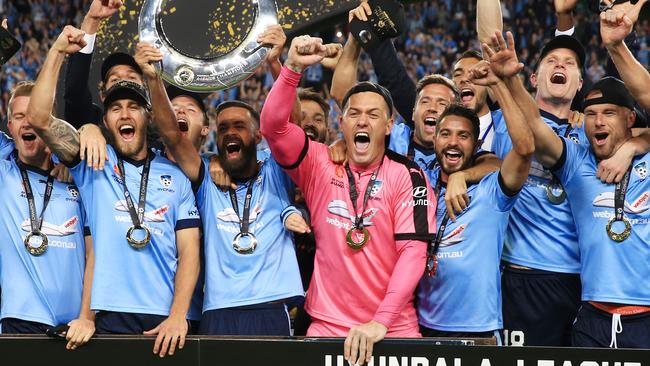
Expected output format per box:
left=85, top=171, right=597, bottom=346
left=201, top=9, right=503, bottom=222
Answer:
left=24, top=232, right=48, bottom=256
left=232, top=232, right=258, bottom=254
left=606, top=216, right=632, bottom=243
left=346, top=227, right=370, bottom=250
left=126, top=225, right=152, bottom=249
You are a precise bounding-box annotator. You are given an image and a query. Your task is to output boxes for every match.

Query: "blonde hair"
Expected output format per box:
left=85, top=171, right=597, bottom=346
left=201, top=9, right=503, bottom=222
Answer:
left=7, top=81, right=35, bottom=119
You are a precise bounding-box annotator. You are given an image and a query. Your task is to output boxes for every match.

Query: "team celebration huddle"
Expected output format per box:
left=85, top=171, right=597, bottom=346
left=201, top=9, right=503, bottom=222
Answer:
left=1, top=0, right=649, bottom=362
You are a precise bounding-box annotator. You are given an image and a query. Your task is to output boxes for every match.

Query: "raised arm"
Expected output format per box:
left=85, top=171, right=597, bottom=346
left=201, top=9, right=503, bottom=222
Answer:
left=485, top=32, right=564, bottom=167
left=471, top=58, right=534, bottom=192
left=601, top=1, right=650, bottom=111
left=134, top=43, right=202, bottom=183
left=330, top=34, right=361, bottom=108
left=477, top=0, right=504, bottom=46
left=554, top=0, right=578, bottom=33
left=64, top=0, right=122, bottom=127
left=260, top=36, right=326, bottom=167
left=28, top=26, right=85, bottom=164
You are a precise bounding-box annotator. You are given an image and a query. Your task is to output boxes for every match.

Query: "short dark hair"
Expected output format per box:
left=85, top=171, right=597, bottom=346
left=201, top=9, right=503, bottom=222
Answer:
left=416, top=74, right=460, bottom=101
left=341, top=81, right=394, bottom=118
left=438, top=103, right=480, bottom=142
left=215, top=100, right=260, bottom=129
left=298, top=88, right=330, bottom=119
left=455, top=50, right=483, bottom=65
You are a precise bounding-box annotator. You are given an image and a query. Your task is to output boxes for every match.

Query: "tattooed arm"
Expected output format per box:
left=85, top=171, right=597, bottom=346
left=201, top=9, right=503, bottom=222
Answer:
left=27, top=26, right=85, bottom=164
left=39, top=118, right=82, bottom=164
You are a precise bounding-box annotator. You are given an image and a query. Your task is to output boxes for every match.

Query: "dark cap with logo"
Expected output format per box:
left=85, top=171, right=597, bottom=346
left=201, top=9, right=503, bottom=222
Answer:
left=103, top=80, right=151, bottom=109
left=100, top=52, right=143, bottom=82
left=583, top=76, right=635, bottom=110
left=349, top=0, right=405, bottom=51
left=165, top=85, right=207, bottom=113
left=536, top=35, right=586, bottom=70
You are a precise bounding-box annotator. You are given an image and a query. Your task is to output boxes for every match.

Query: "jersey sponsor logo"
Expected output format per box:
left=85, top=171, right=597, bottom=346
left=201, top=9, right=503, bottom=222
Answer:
left=412, top=186, right=428, bottom=198
left=21, top=216, right=79, bottom=236
left=216, top=204, right=261, bottom=224
left=327, top=199, right=377, bottom=227
left=67, top=185, right=79, bottom=198
left=592, top=191, right=650, bottom=214
left=330, top=177, right=344, bottom=188
left=160, top=174, right=173, bottom=188
left=634, top=162, right=648, bottom=180
left=440, top=224, right=466, bottom=247
left=401, top=198, right=434, bottom=207
left=114, top=201, right=169, bottom=222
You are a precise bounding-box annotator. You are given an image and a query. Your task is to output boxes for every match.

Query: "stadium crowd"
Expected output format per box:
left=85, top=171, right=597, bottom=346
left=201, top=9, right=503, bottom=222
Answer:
left=0, top=0, right=650, bottom=364
left=2, top=0, right=648, bottom=144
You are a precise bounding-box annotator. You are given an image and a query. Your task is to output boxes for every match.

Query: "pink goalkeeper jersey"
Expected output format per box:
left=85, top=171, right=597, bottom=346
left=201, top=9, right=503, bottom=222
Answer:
left=261, top=66, right=437, bottom=335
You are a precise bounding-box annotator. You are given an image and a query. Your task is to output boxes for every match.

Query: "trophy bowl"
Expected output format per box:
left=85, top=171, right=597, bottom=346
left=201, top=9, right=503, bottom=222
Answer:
left=138, top=0, right=278, bottom=92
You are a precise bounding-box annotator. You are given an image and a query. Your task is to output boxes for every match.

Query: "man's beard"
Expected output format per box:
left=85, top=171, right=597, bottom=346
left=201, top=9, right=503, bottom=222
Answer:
left=217, top=138, right=257, bottom=176
left=303, top=125, right=327, bottom=143
left=107, top=127, right=146, bottom=157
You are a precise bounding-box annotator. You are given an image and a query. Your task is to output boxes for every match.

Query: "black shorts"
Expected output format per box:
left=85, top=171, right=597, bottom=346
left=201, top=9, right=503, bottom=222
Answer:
left=419, top=325, right=502, bottom=344
left=95, top=311, right=168, bottom=334
left=198, top=302, right=291, bottom=336
left=572, top=302, right=650, bottom=349
left=1, top=318, right=51, bottom=334
left=501, top=265, right=581, bottom=346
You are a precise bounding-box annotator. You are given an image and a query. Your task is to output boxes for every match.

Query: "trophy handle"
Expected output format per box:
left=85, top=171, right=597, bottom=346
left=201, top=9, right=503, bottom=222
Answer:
left=138, top=0, right=278, bottom=92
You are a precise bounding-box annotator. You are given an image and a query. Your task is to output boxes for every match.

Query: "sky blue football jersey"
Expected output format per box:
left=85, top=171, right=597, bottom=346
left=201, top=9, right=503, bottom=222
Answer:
left=69, top=145, right=200, bottom=317
left=555, top=138, right=650, bottom=304
left=194, top=155, right=304, bottom=311
left=418, top=169, right=517, bottom=331
left=0, top=159, right=87, bottom=326
left=491, top=109, right=588, bottom=273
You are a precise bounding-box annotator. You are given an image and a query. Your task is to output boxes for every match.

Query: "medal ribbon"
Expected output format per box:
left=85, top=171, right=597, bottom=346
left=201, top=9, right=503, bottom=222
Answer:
left=18, top=162, right=54, bottom=235
left=117, top=154, right=152, bottom=229
left=614, top=167, right=632, bottom=223
left=426, top=178, right=447, bottom=275
left=344, top=161, right=383, bottom=230
left=228, top=172, right=259, bottom=235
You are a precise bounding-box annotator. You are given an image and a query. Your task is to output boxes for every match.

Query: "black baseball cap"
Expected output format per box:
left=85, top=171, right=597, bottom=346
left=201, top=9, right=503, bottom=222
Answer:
left=100, top=52, right=143, bottom=82
left=583, top=76, right=635, bottom=110
left=536, top=35, right=586, bottom=70
left=103, top=80, right=151, bottom=109
left=349, top=0, right=405, bottom=51
left=165, top=85, right=207, bottom=113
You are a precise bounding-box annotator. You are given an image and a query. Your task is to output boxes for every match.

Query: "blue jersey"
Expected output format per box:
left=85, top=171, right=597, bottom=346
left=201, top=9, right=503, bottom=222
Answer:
left=69, top=145, right=200, bottom=317
left=492, top=109, right=587, bottom=273
left=417, top=169, right=517, bottom=332
left=555, top=139, right=650, bottom=305
left=0, top=159, right=87, bottom=326
left=389, top=123, right=437, bottom=171
left=195, top=155, right=304, bottom=311
left=0, top=132, right=14, bottom=160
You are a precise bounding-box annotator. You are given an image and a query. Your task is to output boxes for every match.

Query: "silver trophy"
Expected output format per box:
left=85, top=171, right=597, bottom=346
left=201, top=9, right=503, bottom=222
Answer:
left=138, top=0, right=278, bottom=92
